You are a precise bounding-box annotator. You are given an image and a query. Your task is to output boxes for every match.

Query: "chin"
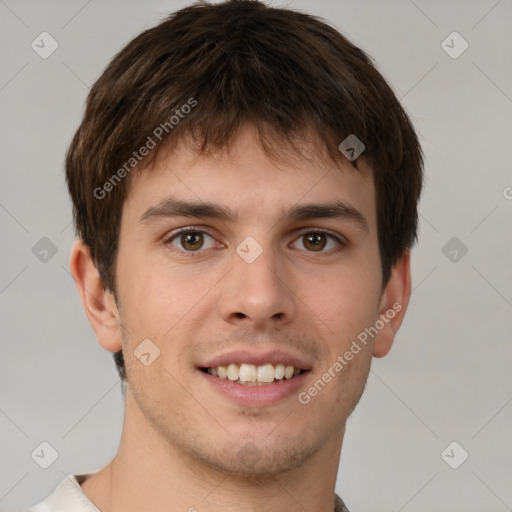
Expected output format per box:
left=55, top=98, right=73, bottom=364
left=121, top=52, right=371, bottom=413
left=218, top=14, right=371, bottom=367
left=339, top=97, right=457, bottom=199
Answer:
left=182, top=433, right=323, bottom=477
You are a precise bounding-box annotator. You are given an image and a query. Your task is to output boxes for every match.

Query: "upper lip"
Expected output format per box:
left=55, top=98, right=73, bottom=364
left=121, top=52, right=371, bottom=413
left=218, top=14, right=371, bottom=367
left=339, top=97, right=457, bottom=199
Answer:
left=199, top=349, right=312, bottom=370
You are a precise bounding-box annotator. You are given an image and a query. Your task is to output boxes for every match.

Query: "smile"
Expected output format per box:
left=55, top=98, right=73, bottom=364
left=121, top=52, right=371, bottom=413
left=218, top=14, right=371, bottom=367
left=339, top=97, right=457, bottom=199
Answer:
left=201, top=363, right=306, bottom=385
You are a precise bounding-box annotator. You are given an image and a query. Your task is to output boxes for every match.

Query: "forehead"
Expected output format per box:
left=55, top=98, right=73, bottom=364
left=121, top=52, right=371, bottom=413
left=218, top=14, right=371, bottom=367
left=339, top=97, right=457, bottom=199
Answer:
left=124, top=125, right=376, bottom=229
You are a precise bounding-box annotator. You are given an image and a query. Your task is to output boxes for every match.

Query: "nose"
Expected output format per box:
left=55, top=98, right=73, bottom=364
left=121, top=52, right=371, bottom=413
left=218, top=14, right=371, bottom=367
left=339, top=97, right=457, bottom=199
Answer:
left=219, top=243, right=297, bottom=329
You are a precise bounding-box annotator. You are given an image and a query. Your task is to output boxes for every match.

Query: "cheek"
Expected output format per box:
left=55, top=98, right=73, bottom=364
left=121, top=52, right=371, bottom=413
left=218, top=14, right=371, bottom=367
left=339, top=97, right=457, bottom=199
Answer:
left=308, top=264, right=381, bottom=339
left=332, top=347, right=373, bottom=419
left=117, top=253, right=196, bottom=331
left=116, top=256, right=220, bottom=375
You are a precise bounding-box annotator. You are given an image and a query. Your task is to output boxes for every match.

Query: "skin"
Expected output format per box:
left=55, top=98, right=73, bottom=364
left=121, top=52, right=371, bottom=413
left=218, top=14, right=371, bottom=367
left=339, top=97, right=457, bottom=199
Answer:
left=70, top=125, right=411, bottom=512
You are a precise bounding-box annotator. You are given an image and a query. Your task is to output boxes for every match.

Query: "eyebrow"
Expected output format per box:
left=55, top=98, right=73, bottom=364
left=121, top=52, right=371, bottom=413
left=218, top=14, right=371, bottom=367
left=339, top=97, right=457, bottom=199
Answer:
left=139, top=197, right=369, bottom=232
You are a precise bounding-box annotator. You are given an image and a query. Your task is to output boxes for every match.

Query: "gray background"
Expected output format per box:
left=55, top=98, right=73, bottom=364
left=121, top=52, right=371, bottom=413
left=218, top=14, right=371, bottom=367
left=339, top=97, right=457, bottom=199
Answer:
left=1, top=0, right=511, bottom=511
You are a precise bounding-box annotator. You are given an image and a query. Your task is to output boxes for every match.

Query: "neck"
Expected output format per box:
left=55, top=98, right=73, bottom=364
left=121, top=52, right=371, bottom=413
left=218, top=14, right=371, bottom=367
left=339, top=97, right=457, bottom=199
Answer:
left=81, top=386, right=344, bottom=512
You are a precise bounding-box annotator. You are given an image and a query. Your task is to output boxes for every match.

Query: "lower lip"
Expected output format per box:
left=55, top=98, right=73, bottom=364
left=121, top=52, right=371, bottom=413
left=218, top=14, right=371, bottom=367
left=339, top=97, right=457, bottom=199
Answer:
left=198, top=370, right=310, bottom=406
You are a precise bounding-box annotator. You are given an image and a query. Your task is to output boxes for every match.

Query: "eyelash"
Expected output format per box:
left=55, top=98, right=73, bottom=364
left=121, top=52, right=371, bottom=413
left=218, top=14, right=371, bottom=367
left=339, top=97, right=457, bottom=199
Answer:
left=163, top=226, right=347, bottom=257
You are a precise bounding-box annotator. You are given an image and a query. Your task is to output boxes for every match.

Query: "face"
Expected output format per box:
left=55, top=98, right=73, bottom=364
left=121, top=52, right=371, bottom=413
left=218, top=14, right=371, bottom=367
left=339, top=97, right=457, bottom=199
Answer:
left=113, top=126, right=386, bottom=475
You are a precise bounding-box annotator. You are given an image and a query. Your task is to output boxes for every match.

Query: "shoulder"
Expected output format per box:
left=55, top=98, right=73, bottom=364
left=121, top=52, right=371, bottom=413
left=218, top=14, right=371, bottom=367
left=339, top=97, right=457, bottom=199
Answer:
left=26, top=473, right=100, bottom=512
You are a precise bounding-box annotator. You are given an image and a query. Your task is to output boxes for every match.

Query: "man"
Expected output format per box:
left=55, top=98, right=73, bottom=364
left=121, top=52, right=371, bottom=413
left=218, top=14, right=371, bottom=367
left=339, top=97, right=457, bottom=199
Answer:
left=28, top=0, right=423, bottom=510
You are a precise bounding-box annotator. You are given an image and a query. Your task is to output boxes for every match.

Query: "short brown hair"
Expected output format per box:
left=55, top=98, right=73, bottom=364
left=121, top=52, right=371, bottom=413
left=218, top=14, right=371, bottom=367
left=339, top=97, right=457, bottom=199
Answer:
left=66, top=0, right=423, bottom=382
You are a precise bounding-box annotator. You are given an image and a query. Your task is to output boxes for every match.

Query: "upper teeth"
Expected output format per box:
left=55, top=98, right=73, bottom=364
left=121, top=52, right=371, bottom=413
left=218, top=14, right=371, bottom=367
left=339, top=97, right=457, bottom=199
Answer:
left=207, top=363, right=301, bottom=384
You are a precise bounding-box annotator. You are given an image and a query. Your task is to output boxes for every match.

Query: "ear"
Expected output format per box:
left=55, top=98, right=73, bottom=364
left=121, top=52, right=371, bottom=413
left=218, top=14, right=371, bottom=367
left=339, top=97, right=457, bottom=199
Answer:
left=69, top=240, right=122, bottom=353
left=373, top=250, right=412, bottom=358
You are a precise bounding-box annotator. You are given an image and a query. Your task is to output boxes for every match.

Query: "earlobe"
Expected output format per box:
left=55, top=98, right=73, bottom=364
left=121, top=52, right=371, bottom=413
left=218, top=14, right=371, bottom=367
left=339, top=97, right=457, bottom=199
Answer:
left=373, top=251, right=412, bottom=358
left=69, top=240, right=122, bottom=353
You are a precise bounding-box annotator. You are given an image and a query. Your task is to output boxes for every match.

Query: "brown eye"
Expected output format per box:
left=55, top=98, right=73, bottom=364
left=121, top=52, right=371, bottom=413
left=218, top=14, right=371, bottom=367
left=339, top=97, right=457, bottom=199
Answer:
left=167, top=230, right=217, bottom=252
left=292, top=230, right=344, bottom=253
left=180, top=231, right=204, bottom=251
left=303, top=232, right=327, bottom=251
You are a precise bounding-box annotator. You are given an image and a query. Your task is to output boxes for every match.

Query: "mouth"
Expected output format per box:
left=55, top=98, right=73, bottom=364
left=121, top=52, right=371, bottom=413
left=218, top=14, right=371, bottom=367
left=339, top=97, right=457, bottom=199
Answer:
left=197, top=349, right=312, bottom=405
left=200, top=363, right=308, bottom=386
